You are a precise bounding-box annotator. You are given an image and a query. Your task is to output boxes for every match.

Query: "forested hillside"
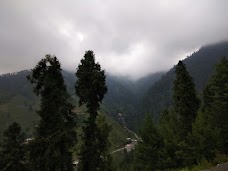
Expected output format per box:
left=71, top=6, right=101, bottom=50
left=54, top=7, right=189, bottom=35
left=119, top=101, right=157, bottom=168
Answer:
left=1, top=41, right=227, bottom=135
left=143, top=41, right=228, bottom=121
left=134, top=56, right=228, bottom=171
left=102, top=73, right=164, bottom=130
left=0, top=54, right=136, bottom=171
left=0, top=69, right=160, bottom=142
left=0, top=42, right=228, bottom=170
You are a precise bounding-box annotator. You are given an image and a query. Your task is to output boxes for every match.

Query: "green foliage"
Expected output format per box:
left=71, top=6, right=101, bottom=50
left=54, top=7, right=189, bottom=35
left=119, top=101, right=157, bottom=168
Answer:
left=0, top=94, right=39, bottom=142
left=191, top=111, right=221, bottom=162
left=0, top=45, right=227, bottom=171
left=143, top=42, right=228, bottom=121
left=156, top=57, right=228, bottom=170
left=154, top=61, right=201, bottom=168
left=158, top=109, right=185, bottom=168
left=103, top=73, right=163, bottom=131
left=0, top=122, right=27, bottom=171
left=27, top=55, right=76, bottom=170
left=202, top=57, right=228, bottom=153
left=104, top=113, right=133, bottom=151
left=212, top=153, right=228, bottom=165
left=134, top=115, right=163, bottom=171
left=115, top=150, right=135, bottom=171
left=75, top=50, right=107, bottom=115
left=173, top=60, right=200, bottom=138
left=96, top=114, right=112, bottom=171
left=75, top=51, right=110, bottom=171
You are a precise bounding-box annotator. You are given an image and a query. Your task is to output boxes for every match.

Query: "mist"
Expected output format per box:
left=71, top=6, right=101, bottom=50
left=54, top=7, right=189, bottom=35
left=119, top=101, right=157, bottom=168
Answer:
left=0, top=0, right=228, bottom=79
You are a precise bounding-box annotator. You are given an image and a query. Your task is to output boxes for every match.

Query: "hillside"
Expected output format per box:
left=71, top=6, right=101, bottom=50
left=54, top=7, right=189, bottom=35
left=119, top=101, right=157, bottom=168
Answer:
left=0, top=94, right=131, bottom=156
left=102, top=73, right=163, bottom=130
left=0, top=70, right=139, bottom=150
left=1, top=41, right=227, bottom=135
left=143, top=41, right=228, bottom=121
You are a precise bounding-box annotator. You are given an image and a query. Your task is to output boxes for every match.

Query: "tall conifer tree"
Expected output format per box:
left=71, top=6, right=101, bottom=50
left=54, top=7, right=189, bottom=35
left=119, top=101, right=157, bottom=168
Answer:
left=27, top=55, right=76, bottom=170
left=173, top=61, right=199, bottom=137
left=202, top=57, right=228, bottom=153
left=75, top=50, right=109, bottom=171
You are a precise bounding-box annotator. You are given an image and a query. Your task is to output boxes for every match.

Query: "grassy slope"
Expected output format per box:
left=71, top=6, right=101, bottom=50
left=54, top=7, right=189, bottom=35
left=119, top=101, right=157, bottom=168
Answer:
left=0, top=87, right=133, bottom=170
left=0, top=92, right=130, bottom=153
left=0, top=92, right=39, bottom=141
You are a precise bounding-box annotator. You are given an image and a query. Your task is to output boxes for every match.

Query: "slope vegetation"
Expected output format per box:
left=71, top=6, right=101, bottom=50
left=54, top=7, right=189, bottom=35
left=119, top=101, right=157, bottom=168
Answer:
left=143, top=41, right=228, bottom=121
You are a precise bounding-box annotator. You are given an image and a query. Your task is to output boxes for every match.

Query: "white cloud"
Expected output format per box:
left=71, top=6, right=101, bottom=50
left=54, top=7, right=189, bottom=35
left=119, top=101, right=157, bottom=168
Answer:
left=0, top=0, right=228, bottom=78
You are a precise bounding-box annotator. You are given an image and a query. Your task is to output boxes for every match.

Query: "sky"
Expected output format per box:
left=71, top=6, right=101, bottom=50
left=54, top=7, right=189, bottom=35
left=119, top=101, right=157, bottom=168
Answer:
left=0, top=0, right=228, bottom=80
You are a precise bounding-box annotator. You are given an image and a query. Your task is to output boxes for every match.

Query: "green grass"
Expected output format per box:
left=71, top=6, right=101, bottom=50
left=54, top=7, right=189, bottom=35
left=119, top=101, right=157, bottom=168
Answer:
left=0, top=92, right=133, bottom=169
left=103, top=112, right=134, bottom=151
left=72, top=109, right=131, bottom=155
left=0, top=93, right=39, bottom=141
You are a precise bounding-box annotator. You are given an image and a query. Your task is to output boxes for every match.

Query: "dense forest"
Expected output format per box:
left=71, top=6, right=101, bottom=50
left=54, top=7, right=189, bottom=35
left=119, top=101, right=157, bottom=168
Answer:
left=143, top=41, right=228, bottom=122
left=134, top=56, right=228, bottom=171
left=0, top=41, right=228, bottom=170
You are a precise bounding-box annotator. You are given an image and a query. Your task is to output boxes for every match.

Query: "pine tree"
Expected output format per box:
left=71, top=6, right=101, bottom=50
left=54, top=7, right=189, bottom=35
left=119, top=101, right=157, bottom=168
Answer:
left=0, top=122, right=27, bottom=171
left=173, top=60, right=200, bottom=138
left=134, top=115, right=163, bottom=171
left=191, top=111, right=221, bottom=162
left=27, top=55, right=76, bottom=170
left=202, top=57, right=228, bottom=153
left=75, top=50, right=109, bottom=171
left=96, top=114, right=112, bottom=171
left=158, top=109, right=185, bottom=169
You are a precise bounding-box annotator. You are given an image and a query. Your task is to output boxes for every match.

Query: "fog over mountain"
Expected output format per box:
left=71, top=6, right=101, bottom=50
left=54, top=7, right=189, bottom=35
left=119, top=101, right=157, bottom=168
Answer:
left=0, top=0, right=228, bottom=79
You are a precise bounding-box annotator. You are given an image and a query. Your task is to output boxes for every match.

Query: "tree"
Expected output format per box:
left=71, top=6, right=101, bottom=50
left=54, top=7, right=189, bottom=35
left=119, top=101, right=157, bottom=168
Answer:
left=96, top=114, right=112, bottom=171
left=75, top=50, right=109, bottom=171
left=0, top=122, right=27, bottom=171
left=75, top=50, right=107, bottom=116
left=158, top=109, right=186, bottom=169
left=134, top=115, right=163, bottom=171
left=173, top=60, right=200, bottom=138
left=27, top=55, right=76, bottom=170
left=202, top=57, right=228, bottom=153
left=191, top=111, right=221, bottom=162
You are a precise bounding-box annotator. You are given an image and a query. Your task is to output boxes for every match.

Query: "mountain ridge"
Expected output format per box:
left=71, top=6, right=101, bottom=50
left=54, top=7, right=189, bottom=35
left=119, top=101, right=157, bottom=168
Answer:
left=143, top=41, right=228, bottom=121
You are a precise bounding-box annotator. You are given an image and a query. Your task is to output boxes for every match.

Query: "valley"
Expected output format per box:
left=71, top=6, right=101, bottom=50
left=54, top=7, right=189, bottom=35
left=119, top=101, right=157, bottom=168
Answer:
left=0, top=41, right=228, bottom=170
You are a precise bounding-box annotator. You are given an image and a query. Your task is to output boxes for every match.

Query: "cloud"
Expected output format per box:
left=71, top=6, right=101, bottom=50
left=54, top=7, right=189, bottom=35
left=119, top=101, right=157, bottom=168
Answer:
left=0, top=0, right=228, bottom=79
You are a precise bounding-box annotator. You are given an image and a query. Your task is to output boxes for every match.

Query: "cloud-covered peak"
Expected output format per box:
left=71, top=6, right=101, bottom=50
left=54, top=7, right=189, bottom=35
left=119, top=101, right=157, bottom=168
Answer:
left=0, top=0, right=228, bottom=79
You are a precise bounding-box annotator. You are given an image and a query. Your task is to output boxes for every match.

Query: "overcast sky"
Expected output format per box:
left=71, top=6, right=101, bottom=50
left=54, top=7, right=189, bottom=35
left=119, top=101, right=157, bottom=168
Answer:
left=0, top=0, right=228, bottom=79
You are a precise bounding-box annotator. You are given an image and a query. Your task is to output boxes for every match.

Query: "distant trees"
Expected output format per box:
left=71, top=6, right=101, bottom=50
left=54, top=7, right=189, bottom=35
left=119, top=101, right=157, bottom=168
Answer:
left=27, top=55, right=76, bottom=170
left=75, top=50, right=111, bottom=171
left=0, top=122, right=27, bottom=171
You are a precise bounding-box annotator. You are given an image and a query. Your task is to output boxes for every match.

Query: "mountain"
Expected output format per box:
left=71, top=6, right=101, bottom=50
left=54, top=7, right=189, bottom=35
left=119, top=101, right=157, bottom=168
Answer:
left=0, top=67, right=162, bottom=141
left=1, top=41, right=227, bottom=134
left=0, top=73, right=133, bottom=153
left=102, top=73, right=163, bottom=130
left=143, top=41, right=228, bottom=121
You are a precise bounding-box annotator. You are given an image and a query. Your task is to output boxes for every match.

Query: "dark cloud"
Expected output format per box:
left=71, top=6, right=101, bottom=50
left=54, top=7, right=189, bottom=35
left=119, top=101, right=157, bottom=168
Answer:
left=0, top=0, right=228, bottom=79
